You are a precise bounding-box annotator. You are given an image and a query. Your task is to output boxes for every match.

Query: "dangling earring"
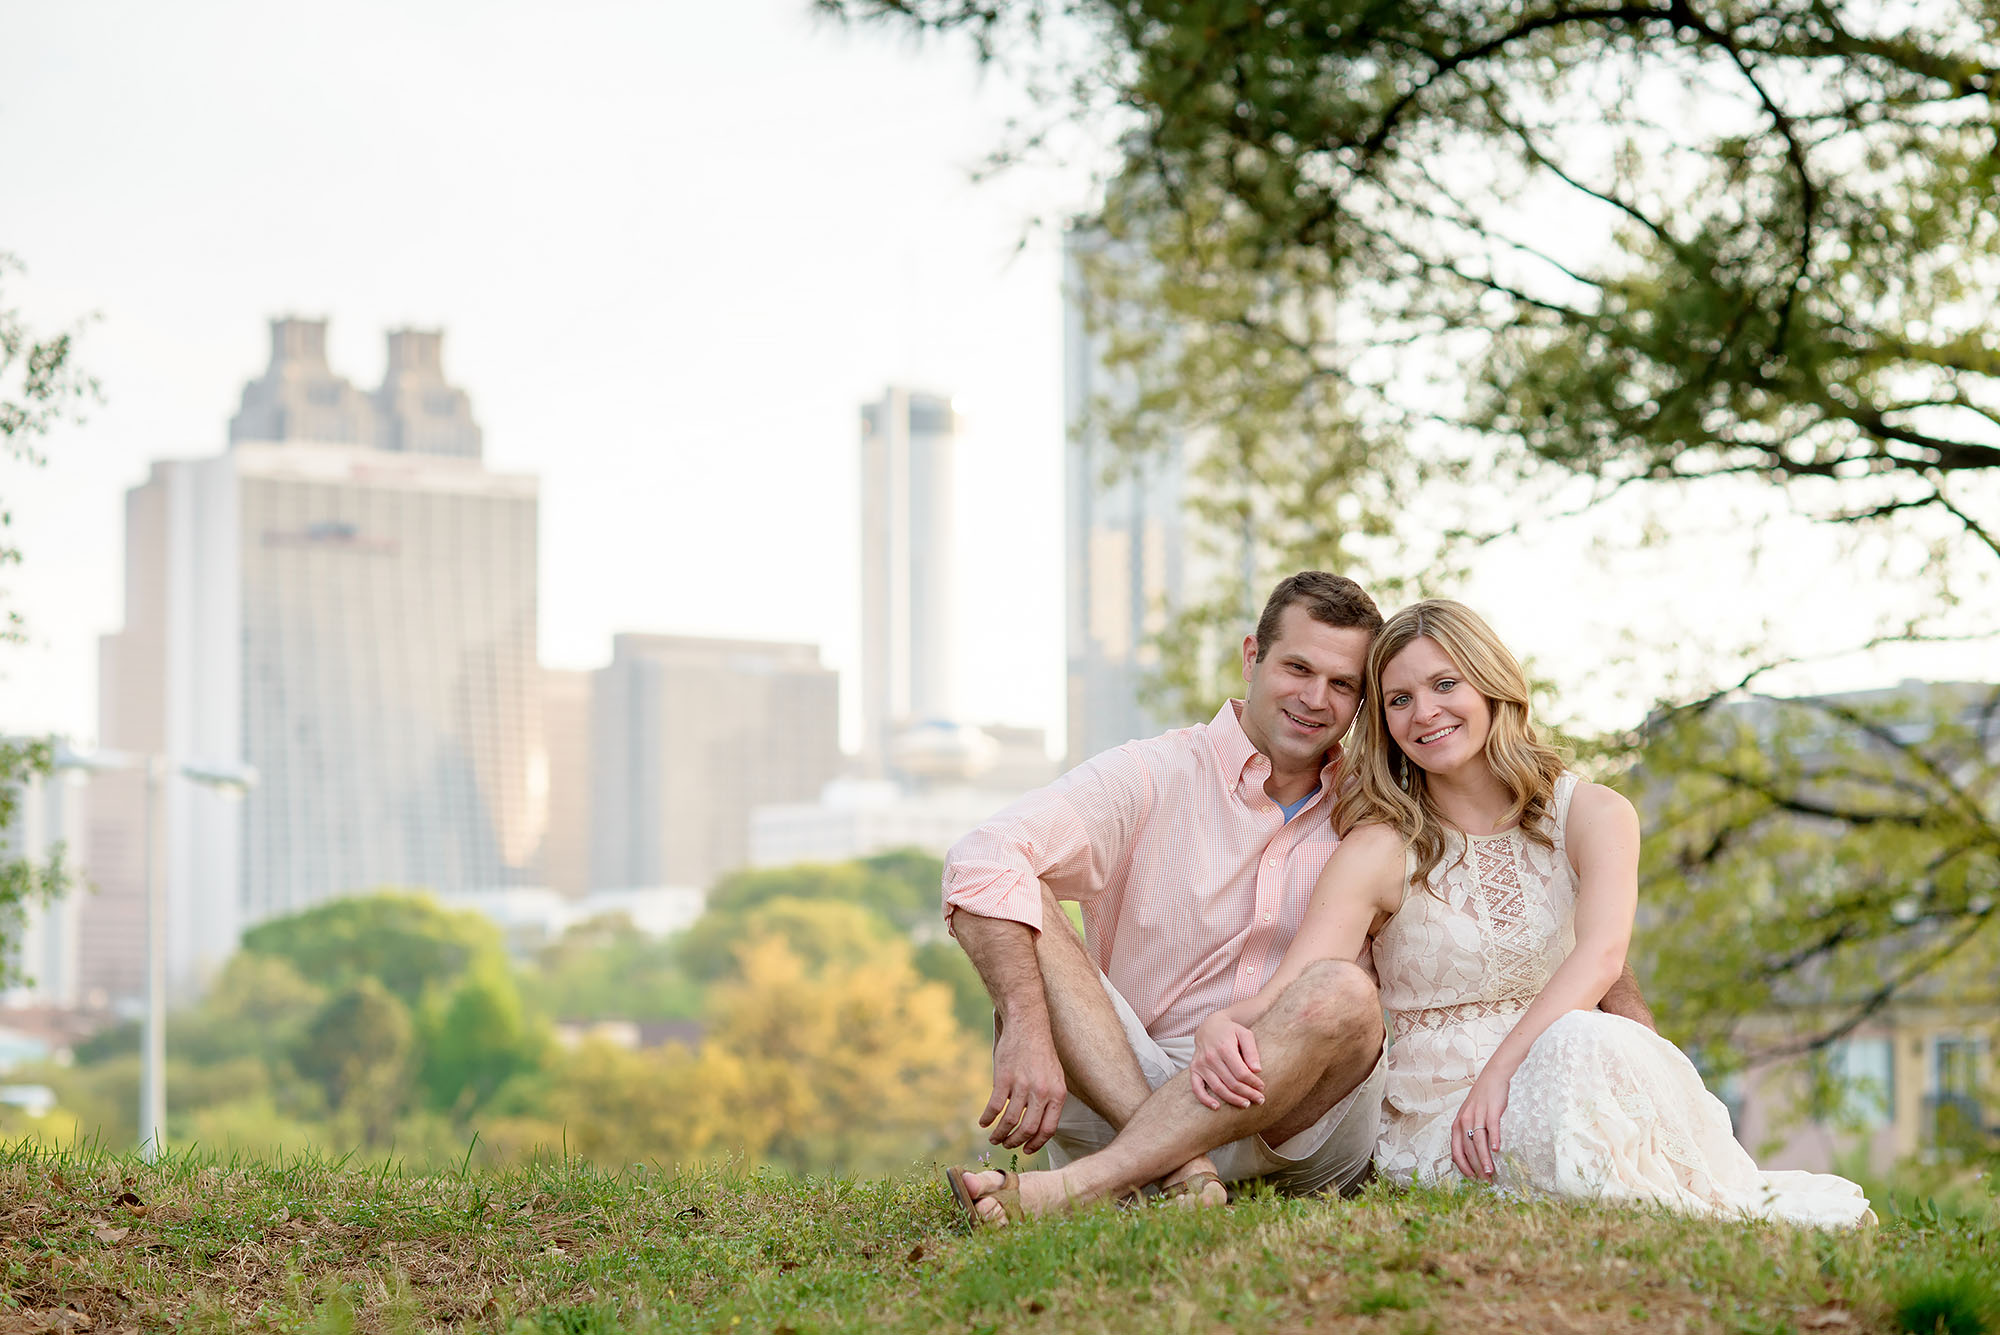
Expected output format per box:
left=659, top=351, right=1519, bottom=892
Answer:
left=1396, top=752, right=1409, bottom=791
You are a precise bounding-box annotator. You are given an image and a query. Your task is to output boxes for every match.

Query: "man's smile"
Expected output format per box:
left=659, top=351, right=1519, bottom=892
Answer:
left=1282, top=709, right=1327, bottom=734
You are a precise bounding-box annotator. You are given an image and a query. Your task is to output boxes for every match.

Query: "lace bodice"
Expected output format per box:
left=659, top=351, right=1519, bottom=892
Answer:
left=1375, top=774, right=1579, bottom=1032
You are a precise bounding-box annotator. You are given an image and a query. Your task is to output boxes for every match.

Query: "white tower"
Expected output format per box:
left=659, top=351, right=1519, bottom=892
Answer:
left=859, top=387, right=959, bottom=778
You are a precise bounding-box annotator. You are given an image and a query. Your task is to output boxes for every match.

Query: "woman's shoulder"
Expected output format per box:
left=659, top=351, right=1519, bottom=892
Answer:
left=1562, top=778, right=1638, bottom=839
left=1332, top=820, right=1408, bottom=876
left=1329, top=820, right=1410, bottom=910
left=1336, top=819, right=1406, bottom=853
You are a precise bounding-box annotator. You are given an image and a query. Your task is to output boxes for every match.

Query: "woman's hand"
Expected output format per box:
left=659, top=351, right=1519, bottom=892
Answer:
left=1450, top=1067, right=1511, bottom=1181
left=1189, top=1013, right=1265, bottom=1110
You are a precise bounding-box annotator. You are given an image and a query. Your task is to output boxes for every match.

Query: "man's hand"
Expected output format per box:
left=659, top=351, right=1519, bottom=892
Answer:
left=982, top=1019, right=1066, bottom=1152
left=1189, top=1012, right=1264, bottom=1110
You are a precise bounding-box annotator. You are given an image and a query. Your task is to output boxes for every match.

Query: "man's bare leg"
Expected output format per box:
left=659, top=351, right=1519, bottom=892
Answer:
left=955, top=893, right=1225, bottom=1199
left=960, top=960, right=1383, bottom=1222
left=1026, top=887, right=1225, bottom=1201
left=1022, top=887, right=1152, bottom=1123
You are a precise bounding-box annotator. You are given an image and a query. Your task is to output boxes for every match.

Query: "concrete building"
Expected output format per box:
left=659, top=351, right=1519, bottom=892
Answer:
left=589, top=633, right=840, bottom=891
left=0, top=759, right=85, bottom=1010
left=859, top=387, right=959, bottom=777
left=1062, top=229, right=1190, bottom=770
left=538, top=669, right=592, bottom=897
left=84, top=317, right=539, bottom=999
left=229, top=318, right=482, bottom=457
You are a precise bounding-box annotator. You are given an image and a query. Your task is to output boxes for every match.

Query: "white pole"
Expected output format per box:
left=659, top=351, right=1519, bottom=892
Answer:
left=139, top=757, right=167, bottom=1162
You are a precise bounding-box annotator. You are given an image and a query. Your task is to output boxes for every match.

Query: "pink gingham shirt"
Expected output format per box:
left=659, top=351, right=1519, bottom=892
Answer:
left=943, top=700, right=1346, bottom=1041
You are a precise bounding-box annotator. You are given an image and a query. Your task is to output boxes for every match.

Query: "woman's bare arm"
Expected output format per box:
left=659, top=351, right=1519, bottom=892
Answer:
left=1188, top=821, right=1406, bottom=1108
left=1218, top=822, right=1404, bottom=1030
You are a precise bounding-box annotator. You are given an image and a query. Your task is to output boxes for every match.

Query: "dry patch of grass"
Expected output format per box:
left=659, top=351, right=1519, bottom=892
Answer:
left=0, top=1142, right=1993, bottom=1334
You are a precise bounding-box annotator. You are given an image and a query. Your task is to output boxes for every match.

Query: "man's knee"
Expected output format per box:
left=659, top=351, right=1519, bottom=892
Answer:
left=1284, top=959, right=1383, bottom=1049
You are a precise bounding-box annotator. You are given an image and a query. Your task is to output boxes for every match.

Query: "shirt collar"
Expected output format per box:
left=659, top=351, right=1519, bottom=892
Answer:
left=1208, top=698, right=1345, bottom=797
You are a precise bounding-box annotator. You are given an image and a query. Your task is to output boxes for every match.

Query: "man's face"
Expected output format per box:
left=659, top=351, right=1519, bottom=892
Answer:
left=1239, top=603, right=1373, bottom=778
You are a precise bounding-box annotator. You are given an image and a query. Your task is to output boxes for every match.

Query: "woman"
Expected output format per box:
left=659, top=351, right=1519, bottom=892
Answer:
left=1190, top=599, right=1871, bottom=1225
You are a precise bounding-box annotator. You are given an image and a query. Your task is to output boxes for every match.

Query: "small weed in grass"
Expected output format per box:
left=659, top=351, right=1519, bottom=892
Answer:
left=527, top=1300, right=623, bottom=1334
left=1348, top=1276, right=1425, bottom=1314
left=1890, top=1266, right=1999, bottom=1335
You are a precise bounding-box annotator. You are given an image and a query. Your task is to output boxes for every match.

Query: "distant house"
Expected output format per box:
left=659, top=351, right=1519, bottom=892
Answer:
left=1724, top=993, right=1993, bottom=1174
left=1633, top=680, right=1999, bottom=1175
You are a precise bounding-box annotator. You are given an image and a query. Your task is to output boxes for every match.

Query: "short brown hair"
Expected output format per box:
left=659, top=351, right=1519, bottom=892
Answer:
left=1253, top=572, right=1384, bottom=660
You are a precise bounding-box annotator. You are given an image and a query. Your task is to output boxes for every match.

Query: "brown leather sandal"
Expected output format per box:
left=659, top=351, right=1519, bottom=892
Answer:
left=1155, top=1169, right=1228, bottom=1207
left=943, top=1166, right=1026, bottom=1228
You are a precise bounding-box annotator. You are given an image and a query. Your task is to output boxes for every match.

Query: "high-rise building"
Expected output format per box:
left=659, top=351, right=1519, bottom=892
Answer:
left=538, top=668, right=592, bottom=897
left=84, top=317, right=539, bottom=998
left=588, top=634, right=840, bottom=891
left=1063, top=229, right=1189, bottom=769
left=228, top=318, right=482, bottom=457
left=859, top=387, right=959, bottom=777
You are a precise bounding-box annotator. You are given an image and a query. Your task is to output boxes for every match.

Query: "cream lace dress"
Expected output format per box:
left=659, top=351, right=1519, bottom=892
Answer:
left=1372, top=773, right=1872, bottom=1227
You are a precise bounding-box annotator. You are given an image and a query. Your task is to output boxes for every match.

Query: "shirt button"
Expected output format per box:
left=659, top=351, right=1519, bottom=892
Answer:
left=1246, top=966, right=1257, bottom=974
left=1263, top=805, right=1275, bottom=814
left=1262, top=912, right=1272, bottom=922
left=1267, top=858, right=1277, bottom=867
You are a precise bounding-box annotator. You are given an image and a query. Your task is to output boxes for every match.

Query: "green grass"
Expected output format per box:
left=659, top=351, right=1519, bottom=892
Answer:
left=1, top=1140, right=1994, bottom=1334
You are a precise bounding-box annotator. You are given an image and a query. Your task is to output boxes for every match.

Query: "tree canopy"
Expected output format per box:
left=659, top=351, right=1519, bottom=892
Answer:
left=238, top=892, right=504, bottom=1009
left=826, top=0, right=2000, bottom=538
left=1631, top=680, right=1999, bottom=1062
left=827, top=1, right=2000, bottom=697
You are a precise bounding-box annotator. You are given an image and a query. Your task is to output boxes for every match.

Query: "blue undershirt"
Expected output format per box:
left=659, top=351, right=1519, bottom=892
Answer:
left=1277, top=787, right=1320, bottom=824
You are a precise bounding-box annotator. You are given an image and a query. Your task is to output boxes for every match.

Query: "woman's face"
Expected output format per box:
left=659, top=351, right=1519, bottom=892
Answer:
left=1380, top=635, right=1493, bottom=778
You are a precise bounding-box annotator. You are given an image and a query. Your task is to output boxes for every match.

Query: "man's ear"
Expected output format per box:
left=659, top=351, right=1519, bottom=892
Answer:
left=1241, top=633, right=1259, bottom=683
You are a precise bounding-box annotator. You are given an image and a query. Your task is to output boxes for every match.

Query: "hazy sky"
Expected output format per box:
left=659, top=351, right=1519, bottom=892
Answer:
left=4, top=2, right=1993, bottom=758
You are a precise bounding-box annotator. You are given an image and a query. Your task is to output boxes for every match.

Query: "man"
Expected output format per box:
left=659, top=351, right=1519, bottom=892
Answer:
left=941, top=572, right=1652, bottom=1221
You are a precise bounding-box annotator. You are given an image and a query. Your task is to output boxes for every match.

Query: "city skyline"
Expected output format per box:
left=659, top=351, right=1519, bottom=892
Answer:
left=44, top=320, right=1039, bottom=1007
left=0, top=0, right=1081, bottom=763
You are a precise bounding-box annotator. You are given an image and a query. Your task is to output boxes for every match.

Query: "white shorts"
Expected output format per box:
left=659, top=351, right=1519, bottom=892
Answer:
left=1042, top=972, right=1388, bottom=1197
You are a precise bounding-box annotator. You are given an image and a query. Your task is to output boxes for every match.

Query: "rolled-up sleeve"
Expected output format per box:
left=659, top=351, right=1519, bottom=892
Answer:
left=942, top=743, right=1156, bottom=935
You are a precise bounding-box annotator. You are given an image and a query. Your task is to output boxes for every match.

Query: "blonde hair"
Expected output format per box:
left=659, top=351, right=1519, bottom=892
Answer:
left=1331, top=599, right=1567, bottom=887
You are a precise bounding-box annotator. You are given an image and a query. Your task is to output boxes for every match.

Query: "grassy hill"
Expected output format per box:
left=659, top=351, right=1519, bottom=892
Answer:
left=1, top=1143, right=1994, bottom=1334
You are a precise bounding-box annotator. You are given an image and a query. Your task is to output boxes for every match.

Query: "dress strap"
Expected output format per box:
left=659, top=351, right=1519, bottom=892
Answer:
left=1550, top=772, right=1581, bottom=851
